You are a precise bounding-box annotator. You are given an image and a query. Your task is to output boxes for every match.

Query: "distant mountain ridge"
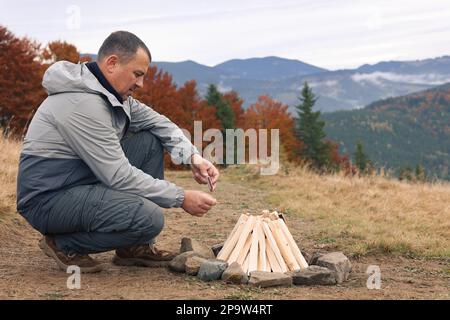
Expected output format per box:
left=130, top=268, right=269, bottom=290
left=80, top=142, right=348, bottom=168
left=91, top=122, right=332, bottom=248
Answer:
left=322, top=82, right=450, bottom=180
left=84, top=53, right=450, bottom=113
left=150, top=55, right=450, bottom=113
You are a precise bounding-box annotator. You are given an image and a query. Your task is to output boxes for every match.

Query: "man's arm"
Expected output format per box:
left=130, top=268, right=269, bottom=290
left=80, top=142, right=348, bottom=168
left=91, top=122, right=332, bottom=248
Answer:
left=127, top=97, right=219, bottom=215
left=56, top=97, right=185, bottom=208
left=127, top=97, right=199, bottom=164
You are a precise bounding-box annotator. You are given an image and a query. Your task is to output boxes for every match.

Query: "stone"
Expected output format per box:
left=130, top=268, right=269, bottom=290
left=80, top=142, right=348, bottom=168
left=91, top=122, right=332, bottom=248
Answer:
left=197, top=259, right=228, bottom=281
left=168, top=251, right=196, bottom=273
left=211, top=243, right=224, bottom=257
left=180, top=237, right=215, bottom=259
left=316, top=252, right=352, bottom=283
left=248, top=271, right=292, bottom=288
left=302, top=251, right=311, bottom=265
left=291, top=265, right=337, bottom=286
left=185, top=256, right=207, bottom=276
left=309, top=252, right=325, bottom=265
left=221, top=262, right=249, bottom=284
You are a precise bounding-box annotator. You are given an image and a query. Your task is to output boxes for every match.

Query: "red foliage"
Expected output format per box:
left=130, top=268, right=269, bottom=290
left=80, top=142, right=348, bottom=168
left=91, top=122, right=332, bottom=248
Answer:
left=0, top=26, right=46, bottom=135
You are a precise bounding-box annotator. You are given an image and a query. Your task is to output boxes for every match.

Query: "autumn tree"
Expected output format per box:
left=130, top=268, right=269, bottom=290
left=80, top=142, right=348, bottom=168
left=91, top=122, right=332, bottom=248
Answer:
left=134, top=66, right=183, bottom=124
left=177, top=80, right=221, bottom=132
left=0, top=26, right=46, bottom=136
left=41, top=40, right=80, bottom=64
left=245, top=95, right=301, bottom=163
left=295, top=82, right=330, bottom=170
left=327, top=140, right=355, bottom=174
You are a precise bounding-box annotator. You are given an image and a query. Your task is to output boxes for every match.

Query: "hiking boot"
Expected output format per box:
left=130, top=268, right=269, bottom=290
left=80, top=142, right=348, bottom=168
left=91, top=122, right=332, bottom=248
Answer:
left=112, top=244, right=176, bottom=267
left=39, top=236, right=103, bottom=273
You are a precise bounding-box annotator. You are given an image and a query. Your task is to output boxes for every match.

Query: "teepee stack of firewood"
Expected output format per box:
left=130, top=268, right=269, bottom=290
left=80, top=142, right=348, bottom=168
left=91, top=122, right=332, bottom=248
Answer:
left=217, top=211, right=308, bottom=275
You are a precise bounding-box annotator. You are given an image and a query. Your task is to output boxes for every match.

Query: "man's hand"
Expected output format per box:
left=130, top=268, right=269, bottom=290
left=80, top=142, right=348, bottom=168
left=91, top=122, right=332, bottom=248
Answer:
left=190, top=154, right=219, bottom=191
left=182, top=190, right=217, bottom=217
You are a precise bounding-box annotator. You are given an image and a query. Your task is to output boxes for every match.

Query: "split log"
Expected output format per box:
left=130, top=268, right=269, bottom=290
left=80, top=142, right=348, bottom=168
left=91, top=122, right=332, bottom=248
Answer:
left=261, top=219, right=288, bottom=272
left=268, top=220, right=300, bottom=271
left=277, top=219, right=308, bottom=269
left=242, top=251, right=250, bottom=275
left=236, top=232, right=253, bottom=265
left=265, top=237, right=282, bottom=272
left=248, top=218, right=260, bottom=273
left=265, top=251, right=271, bottom=272
left=217, top=214, right=248, bottom=261
left=227, top=215, right=256, bottom=263
left=257, top=220, right=267, bottom=272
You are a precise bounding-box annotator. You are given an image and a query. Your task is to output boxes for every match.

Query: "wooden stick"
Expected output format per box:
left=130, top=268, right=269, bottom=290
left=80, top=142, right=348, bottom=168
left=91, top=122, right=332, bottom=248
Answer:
left=277, top=219, right=309, bottom=269
left=257, top=220, right=267, bottom=272
left=217, top=214, right=248, bottom=261
left=265, top=237, right=282, bottom=272
left=228, top=215, right=256, bottom=263
left=219, top=214, right=247, bottom=252
left=248, top=219, right=260, bottom=273
left=242, top=251, right=250, bottom=275
left=236, top=232, right=253, bottom=265
left=268, top=220, right=300, bottom=271
left=261, top=219, right=288, bottom=272
left=265, top=250, right=271, bottom=272
left=269, top=211, right=279, bottom=220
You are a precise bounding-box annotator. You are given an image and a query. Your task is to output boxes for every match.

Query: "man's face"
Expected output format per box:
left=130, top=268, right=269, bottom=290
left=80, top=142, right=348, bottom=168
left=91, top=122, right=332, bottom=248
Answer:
left=101, top=47, right=150, bottom=100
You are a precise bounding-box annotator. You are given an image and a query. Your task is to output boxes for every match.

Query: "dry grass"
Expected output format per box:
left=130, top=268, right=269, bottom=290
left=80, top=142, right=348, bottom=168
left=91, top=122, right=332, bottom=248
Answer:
left=0, top=132, right=21, bottom=220
left=225, top=164, right=450, bottom=259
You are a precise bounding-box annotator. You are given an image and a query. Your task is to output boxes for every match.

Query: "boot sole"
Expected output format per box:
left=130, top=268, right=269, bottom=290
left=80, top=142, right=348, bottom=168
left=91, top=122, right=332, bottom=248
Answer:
left=112, top=255, right=171, bottom=268
left=39, top=238, right=103, bottom=273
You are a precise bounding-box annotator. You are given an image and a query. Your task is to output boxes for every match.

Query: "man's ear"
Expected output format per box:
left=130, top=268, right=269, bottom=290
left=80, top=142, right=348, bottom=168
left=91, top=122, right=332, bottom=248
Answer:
left=103, top=55, right=120, bottom=73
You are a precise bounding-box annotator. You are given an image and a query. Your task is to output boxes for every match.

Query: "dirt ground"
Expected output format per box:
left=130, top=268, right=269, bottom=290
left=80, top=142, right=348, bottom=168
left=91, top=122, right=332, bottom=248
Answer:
left=0, top=171, right=448, bottom=300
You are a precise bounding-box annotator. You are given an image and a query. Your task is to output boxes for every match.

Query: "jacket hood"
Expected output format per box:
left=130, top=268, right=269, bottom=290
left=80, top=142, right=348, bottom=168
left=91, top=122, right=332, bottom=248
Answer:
left=42, top=61, right=125, bottom=109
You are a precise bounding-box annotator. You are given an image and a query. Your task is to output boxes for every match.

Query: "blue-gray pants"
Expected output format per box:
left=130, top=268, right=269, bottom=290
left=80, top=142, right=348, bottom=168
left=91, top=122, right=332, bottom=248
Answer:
left=33, top=131, right=165, bottom=255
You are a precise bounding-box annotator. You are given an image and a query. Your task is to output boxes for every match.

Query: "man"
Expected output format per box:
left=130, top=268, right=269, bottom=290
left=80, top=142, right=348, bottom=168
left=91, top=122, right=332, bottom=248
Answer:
left=16, top=31, right=218, bottom=273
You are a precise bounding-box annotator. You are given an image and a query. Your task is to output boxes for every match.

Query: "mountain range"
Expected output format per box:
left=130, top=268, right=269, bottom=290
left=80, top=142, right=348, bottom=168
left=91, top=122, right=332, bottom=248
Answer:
left=152, top=55, right=450, bottom=113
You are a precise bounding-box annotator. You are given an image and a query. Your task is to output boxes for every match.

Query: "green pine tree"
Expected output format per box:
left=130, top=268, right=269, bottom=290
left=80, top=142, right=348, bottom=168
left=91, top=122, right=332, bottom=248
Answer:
left=415, top=164, right=426, bottom=182
left=353, top=140, right=371, bottom=173
left=205, top=84, right=235, bottom=131
left=295, top=82, right=330, bottom=169
left=205, top=84, right=235, bottom=165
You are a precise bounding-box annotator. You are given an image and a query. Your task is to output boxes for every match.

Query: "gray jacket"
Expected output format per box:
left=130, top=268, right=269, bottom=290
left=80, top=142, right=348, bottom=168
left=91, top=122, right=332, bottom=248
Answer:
left=17, top=61, right=198, bottom=212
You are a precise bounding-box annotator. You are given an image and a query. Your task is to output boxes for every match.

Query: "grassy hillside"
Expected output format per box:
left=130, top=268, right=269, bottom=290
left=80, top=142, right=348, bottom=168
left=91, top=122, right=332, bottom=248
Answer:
left=322, top=83, right=450, bottom=180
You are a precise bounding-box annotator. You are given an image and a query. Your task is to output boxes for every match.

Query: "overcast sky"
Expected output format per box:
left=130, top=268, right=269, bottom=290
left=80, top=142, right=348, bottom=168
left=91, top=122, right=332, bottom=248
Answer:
left=2, top=0, right=450, bottom=70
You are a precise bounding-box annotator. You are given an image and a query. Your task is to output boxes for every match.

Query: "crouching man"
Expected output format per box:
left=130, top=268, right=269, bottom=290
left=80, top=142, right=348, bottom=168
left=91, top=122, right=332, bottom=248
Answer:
left=16, top=31, right=218, bottom=273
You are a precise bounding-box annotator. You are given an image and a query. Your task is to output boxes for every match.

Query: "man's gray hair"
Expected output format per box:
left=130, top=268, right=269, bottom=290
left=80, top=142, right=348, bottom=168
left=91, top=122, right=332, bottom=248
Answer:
left=98, top=31, right=152, bottom=63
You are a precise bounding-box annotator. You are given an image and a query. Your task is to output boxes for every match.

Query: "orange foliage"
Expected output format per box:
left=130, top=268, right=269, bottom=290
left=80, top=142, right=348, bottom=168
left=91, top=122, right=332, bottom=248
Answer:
left=326, top=140, right=356, bottom=175
left=42, top=40, right=80, bottom=64
left=244, top=95, right=301, bottom=162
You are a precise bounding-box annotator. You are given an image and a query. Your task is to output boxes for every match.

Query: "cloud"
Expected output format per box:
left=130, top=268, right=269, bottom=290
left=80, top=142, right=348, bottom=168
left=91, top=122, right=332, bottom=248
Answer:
left=351, top=72, right=450, bottom=85
left=2, top=0, right=450, bottom=69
